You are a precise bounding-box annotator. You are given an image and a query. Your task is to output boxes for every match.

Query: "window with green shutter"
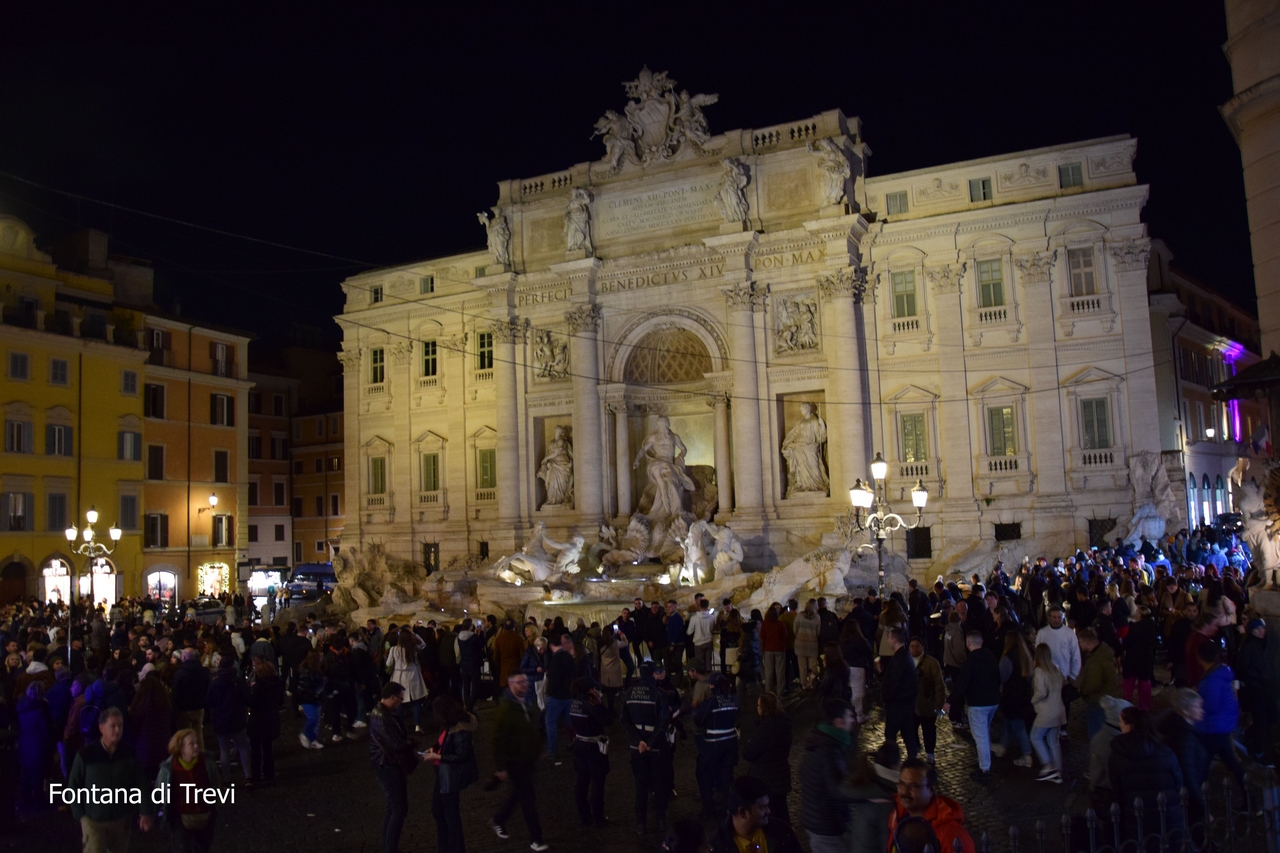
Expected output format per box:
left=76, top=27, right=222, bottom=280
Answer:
left=901, top=414, right=927, bottom=462
left=422, top=453, right=440, bottom=492
left=45, top=424, right=72, bottom=456
left=477, top=448, right=497, bottom=488
left=969, top=177, right=992, bottom=202
left=1081, top=398, right=1111, bottom=449
left=977, top=259, right=1004, bottom=308
left=46, top=493, right=67, bottom=531
left=1058, top=162, right=1083, bottom=189
left=369, top=456, right=387, bottom=494
left=891, top=271, right=917, bottom=318
left=988, top=406, right=1017, bottom=456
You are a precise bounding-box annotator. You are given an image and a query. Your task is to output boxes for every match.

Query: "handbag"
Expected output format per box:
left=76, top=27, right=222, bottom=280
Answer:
left=534, top=677, right=547, bottom=710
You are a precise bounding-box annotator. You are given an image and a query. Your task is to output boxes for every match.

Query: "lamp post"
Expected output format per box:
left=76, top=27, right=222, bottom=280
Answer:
left=65, top=507, right=122, bottom=608
left=835, top=451, right=929, bottom=599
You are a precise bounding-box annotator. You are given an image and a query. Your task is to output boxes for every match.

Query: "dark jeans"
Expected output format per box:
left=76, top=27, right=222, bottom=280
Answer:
left=915, top=713, right=938, bottom=755
left=630, top=748, right=671, bottom=825
left=885, top=706, right=920, bottom=759
left=248, top=733, right=274, bottom=781
left=696, top=738, right=738, bottom=815
left=573, top=740, right=609, bottom=824
left=664, top=646, right=684, bottom=688
left=460, top=669, right=481, bottom=711
left=374, top=765, right=409, bottom=853
left=1199, top=730, right=1246, bottom=785
left=325, top=686, right=355, bottom=735
left=493, top=759, right=543, bottom=843
left=432, top=784, right=465, bottom=853
left=944, top=666, right=966, bottom=724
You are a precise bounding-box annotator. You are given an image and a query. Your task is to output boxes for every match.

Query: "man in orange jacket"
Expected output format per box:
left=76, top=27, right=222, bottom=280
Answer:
left=888, top=758, right=975, bottom=853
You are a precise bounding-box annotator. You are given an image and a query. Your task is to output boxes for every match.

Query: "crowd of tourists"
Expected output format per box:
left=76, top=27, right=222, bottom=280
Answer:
left=0, top=522, right=1274, bottom=853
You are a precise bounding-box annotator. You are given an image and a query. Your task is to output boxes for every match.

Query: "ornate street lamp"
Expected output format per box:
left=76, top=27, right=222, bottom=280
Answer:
left=65, top=507, right=122, bottom=606
left=835, top=452, right=929, bottom=599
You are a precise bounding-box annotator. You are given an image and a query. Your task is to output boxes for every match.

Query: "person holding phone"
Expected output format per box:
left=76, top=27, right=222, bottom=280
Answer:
left=423, top=694, right=478, bottom=853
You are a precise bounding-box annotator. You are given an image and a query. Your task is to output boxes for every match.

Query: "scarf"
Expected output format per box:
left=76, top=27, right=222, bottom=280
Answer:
left=816, top=722, right=852, bottom=749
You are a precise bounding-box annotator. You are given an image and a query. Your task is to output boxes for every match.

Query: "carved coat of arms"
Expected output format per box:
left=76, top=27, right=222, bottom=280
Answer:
left=592, top=67, right=718, bottom=170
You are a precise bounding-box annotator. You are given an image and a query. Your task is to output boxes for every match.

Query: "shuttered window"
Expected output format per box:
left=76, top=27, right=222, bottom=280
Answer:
left=477, top=448, right=497, bottom=488
left=4, top=420, right=33, bottom=453
left=118, top=431, right=143, bottom=461
left=988, top=406, right=1017, bottom=456
left=1081, top=398, right=1111, bottom=449
left=45, top=424, right=73, bottom=456
left=144, top=514, right=169, bottom=548
left=901, top=414, right=927, bottom=462
left=369, top=456, right=387, bottom=494
left=422, top=452, right=440, bottom=491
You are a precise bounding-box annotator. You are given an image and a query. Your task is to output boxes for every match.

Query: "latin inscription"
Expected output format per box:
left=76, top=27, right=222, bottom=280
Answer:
left=517, top=286, right=573, bottom=307
left=596, top=181, right=720, bottom=240
left=599, top=263, right=725, bottom=294
left=754, top=247, right=827, bottom=269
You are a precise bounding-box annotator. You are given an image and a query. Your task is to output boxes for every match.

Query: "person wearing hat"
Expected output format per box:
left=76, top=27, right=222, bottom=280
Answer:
left=369, top=682, right=430, bottom=853
left=1236, top=617, right=1277, bottom=760
left=569, top=676, right=614, bottom=827
left=623, top=660, right=673, bottom=837
left=694, top=671, right=740, bottom=819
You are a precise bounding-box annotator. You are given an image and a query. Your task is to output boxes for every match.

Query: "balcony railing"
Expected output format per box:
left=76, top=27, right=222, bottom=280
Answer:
left=1079, top=449, right=1117, bottom=467
left=417, top=490, right=442, bottom=505
left=364, top=494, right=388, bottom=509
left=417, top=376, right=438, bottom=389
left=366, top=383, right=386, bottom=396
left=474, top=488, right=496, bottom=502
left=986, top=455, right=1020, bottom=473
left=977, top=306, right=1008, bottom=324
left=474, top=370, right=494, bottom=383
left=899, top=461, right=930, bottom=478
left=1067, top=294, right=1104, bottom=316
left=891, top=317, right=920, bottom=333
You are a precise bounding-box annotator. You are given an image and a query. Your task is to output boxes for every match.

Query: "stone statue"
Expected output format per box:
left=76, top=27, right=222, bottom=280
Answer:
left=601, top=516, right=652, bottom=572
left=673, top=89, right=717, bottom=146
left=679, top=520, right=714, bottom=585
left=593, top=68, right=719, bottom=168
left=587, top=524, right=618, bottom=571
left=633, top=416, right=696, bottom=524
left=781, top=402, right=829, bottom=495
left=493, top=522, right=582, bottom=583
left=563, top=188, right=593, bottom=254
left=476, top=210, right=511, bottom=267
left=806, top=138, right=851, bottom=206
left=711, top=525, right=744, bottom=578
left=592, top=110, right=635, bottom=171
left=537, top=425, right=574, bottom=507
left=1124, top=450, right=1180, bottom=545
left=533, top=330, right=569, bottom=379
left=1239, top=467, right=1280, bottom=587
left=714, top=160, right=750, bottom=223
left=775, top=297, right=820, bottom=354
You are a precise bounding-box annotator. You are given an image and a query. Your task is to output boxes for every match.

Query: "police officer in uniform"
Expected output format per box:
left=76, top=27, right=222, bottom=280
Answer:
left=693, top=671, right=739, bottom=818
left=653, top=662, right=684, bottom=804
left=621, top=660, right=672, bottom=837
left=568, top=676, right=613, bottom=827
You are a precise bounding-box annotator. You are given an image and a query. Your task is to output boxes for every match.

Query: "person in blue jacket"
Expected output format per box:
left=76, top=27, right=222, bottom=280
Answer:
left=1193, top=641, right=1244, bottom=787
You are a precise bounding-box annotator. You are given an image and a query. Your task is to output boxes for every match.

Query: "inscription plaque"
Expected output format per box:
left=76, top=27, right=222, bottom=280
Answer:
left=596, top=181, right=720, bottom=240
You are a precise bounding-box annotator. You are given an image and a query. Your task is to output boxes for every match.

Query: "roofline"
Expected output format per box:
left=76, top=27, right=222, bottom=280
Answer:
left=866, top=135, right=1133, bottom=183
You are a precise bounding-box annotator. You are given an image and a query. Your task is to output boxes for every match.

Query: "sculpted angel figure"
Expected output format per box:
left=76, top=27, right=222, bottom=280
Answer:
left=781, top=402, right=829, bottom=494
left=714, top=160, right=750, bottom=224
left=592, top=110, right=635, bottom=170
left=537, top=426, right=574, bottom=507
left=563, top=188, right=593, bottom=254
left=476, top=210, right=511, bottom=266
left=673, top=90, right=718, bottom=146
left=806, top=138, right=851, bottom=205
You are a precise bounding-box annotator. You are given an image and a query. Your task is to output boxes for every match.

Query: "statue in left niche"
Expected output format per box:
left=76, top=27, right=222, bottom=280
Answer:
left=476, top=209, right=511, bottom=267
left=781, top=401, right=829, bottom=495
left=714, top=159, right=750, bottom=224
left=806, top=138, right=851, bottom=206
left=563, top=188, right=593, bottom=254
left=537, top=425, right=574, bottom=508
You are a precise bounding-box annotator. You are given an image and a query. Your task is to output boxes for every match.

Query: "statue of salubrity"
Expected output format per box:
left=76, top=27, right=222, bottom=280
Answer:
left=781, top=401, right=829, bottom=496
left=537, top=425, right=574, bottom=507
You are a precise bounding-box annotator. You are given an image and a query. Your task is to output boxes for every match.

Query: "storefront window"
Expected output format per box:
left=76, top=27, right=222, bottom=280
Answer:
left=41, top=559, right=71, bottom=604
left=146, top=570, right=177, bottom=601
left=198, top=562, right=230, bottom=596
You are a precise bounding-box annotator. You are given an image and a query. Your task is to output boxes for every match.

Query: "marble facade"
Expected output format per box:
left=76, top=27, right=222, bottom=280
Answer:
left=336, top=69, right=1161, bottom=577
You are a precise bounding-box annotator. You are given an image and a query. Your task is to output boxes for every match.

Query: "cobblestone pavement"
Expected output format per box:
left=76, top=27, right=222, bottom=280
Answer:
left=4, top=682, right=1253, bottom=853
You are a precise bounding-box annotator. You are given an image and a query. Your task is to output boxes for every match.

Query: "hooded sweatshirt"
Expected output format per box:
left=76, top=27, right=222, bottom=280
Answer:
left=888, top=794, right=975, bottom=853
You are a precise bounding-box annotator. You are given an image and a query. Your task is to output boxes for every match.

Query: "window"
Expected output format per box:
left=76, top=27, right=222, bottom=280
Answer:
left=477, top=448, right=497, bottom=489
left=420, top=275, right=435, bottom=295
left=330, top=494, right=340, bottom=516
left=291, top=421, right=301, bottom=440
left=119, top=495, right=138, bottom=530
left=248, top=392, right=262, bottom=414
left=1, top=492, right=31, bottom=531
left=905, top=527, right=932, bottom=560
left=1080, top=398, right=1111, bottom=449
left=293, top=460, right=304, bottom=475
left=329, top=456, right=341, bottom=471
left=118, top=431, right=143, bottom=461
left=891, top=271, right=917, bottom=318
left=885, top=191, right=908, bottom=215
left=271, top=436, right=287, bottom=460
left=422, top=452, right=440, bottom=492
left=476, top=332, right=494, bottom=370
left=248, top=435, right=262, bottom=459
left=292, top=497, right=303, bottom=517
left=1202, top=474, right=1212, bottom=525
left=315, top=540, right=326, bottom=554
left=276, top=524, right=286, bottom=542
left=214, top=450, right=229, bottom=483
left=370, top=348, right=385, bottom=384
left=968, top=177, right=992, bottom=202
left=369, top=456, right=387, bottom=494
left=49, top=358, right=68, bottom=386
left=122, top=370, right=138, bottom=395
left=422, top=339, right=438, bottom=377
left=316, top=418, right=324, bottom=437
left=1197, top=402, right=1206, bottom=441
left=994, top=522, right=1022, bottom=542
left=144, top=514, right=169, bottom=548
left=248, top=482, right=259, bottom=506
left=315, top=495, right=324, bottom=516
left=273, top=394, right=285, bottom=417
left=4, top=420, right=33, bottom=453
left=370, top=285, right=384, bottom=304
left=329, top=416, right=340, bottom=435
left=248, top=525, right=258, bottom=543
left=210, top=394, right=235, bottom=426
left=423, top=542, right=440, bottom=575
left=144, top=384, right=165, bottom=419
left=8, top=352, right=29, bottom=380
left=45, top=424, right=73, bottom=456
left=293, top=541, right=303, bottom=562
left=987, top=405, right=1017, bottom=456
left=901, top=414, right=927, bottom=463
left=1067, top=248, right=1096, bottom=297
left=212, top=514, right=234, bottom=547
left=274, top=482, right=285, bottom=506
left=478, top=541, right=490, bottom=560
left=1058, top=162, right=1083, bottom=189
left=977, top=259, right=1005, bottom=308
left=147, top=445, right=165, bottom=480
left=314, top=458, right=323, bottom=473
left=211, top=341, right=232, bottom=377
left=46, top=494, right=67, bottom=532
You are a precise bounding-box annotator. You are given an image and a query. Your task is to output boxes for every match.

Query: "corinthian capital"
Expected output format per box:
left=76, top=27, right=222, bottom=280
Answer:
left=1014, top=250, right=1056, bottom=284
left=488, top=317, right=526, bottom=344
left=564, top=304, right=603, bottom=334
left=721, top=282, right=766, bottom=313
left=1109, top=238, right=1150, bottom=273
left=337, top=349, right=361, bottom=372
left=815, top=266, right=867, bottom=303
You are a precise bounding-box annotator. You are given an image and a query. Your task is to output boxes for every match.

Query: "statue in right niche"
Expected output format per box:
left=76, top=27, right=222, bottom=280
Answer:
left=781, top=401, right=829, bottom=495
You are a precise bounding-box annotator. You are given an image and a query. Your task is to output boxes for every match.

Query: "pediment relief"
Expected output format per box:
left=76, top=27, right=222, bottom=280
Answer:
left=471, top=425, right=497, bottom=441
left=118, top=414, right=143, bottom=431
left=876, top=246, right=927, bottom=270
left=363, top=435, right=394, bottom=451
left=413, top=429, right=448, bottom=447
left=972, top=376, right=1029, bottom=398
left=885, top=384, right=939, bottom=404
left=45, top=406, right=73, bottom=426
left=1062, top=366, right=1123, bottom=388
left=4, top=401, right=33, bottom=419
left=962, top=233, right=1016, bottom=254
left=1052, top=218, right=1108, bottom=240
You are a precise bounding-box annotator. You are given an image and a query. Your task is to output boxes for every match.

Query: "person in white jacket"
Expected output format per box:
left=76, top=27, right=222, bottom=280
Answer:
left=686, top=599, right=716, bottom=671
left=1038, top=607, right=1082, bottom=681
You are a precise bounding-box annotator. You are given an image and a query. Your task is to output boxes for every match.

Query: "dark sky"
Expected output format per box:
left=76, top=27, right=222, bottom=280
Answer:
left=0, top=2, right=1254, bottom=342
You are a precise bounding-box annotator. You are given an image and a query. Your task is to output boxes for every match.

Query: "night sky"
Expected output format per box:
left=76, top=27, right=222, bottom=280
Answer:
left=0, top=2, right=1253, bottom=342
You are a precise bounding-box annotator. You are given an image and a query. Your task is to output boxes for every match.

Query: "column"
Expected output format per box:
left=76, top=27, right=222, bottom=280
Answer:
left=566, top=304, right=604, bottom=524
left=491, top=318, right=522, bottom=525
left=613, top=402, right=632, bottom=518
left=817, top=267, right=870, bottom=496
left=723, top=283, right=765, bottom=516
left=710, top=392, right=733, bottom=517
